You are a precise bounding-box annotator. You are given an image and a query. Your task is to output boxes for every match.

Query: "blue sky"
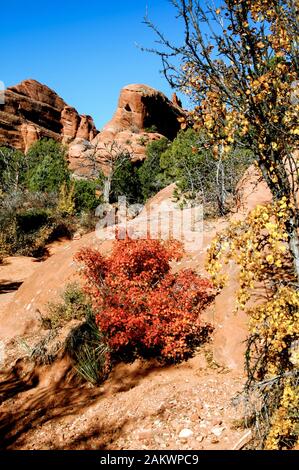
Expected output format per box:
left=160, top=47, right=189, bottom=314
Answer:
left=0, top=0, right=188, bottom=129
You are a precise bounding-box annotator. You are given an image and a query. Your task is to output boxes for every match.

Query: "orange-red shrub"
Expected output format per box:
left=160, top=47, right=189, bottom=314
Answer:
left=76, top=238, right=213, bottom=362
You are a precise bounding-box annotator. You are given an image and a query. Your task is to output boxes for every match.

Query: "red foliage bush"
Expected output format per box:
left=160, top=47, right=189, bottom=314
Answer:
left=76, top=238, right=213, bottom=362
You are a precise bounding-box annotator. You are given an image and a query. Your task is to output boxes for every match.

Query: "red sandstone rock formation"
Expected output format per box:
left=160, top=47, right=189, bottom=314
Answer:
left=0, top=79, right=98, bottom=153
left=0, top=80, right=185, bottom=175
left=103, top=84, right=184, bottom=139
left=68, top=84, right=185, bottom=176
left=172, top=92, right=182, bottom=108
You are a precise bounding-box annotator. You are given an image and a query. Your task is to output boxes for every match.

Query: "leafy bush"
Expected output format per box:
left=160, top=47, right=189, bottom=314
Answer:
left=138, top=137, right=170, bottom=201
left=160, top=129, right=253, bottom=216
left=207, top=202, right=299, bottom=449
left=137, top=136, right=148, bottom=146
left=70, top=317, right=110, bottom=385
left=0, top=139, right=117, bottom=257
left=14, top=208, right=57, bottom=257
left=47, top=282, right=93, bottom=328
left=76, top=238, right=213, bottom=362
left=0, top=147, right=26, bottom=194
left=57, top=181, right=75, bottom=216
left=44, top=283, right=111, bottom=384
left=26, top=139, right=70, bottom=193
left=73, top=179, right=101, bottom=212
left=0, top=190, right=77, bottom=257
left=95, top=144, right=143, bottom=204
left=0, top=191, right=53, bottom=256
left=109, top=154, right=142, bottom=204
left=144, top=125, right=158, bottom=133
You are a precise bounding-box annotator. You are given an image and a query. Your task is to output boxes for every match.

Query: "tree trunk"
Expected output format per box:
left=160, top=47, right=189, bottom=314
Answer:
left=259, top=157, right=299, bottom=283
left=216, top=159, right=226, bottom=216
left=103, top=175, right=112, bottom=204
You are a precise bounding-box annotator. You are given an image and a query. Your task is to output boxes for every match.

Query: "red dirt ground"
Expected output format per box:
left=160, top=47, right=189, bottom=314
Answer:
left=0, top=169, right=270, bottom=450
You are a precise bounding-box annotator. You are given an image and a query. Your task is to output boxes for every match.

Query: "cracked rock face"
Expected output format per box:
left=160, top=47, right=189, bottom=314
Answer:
left=0, top=79, right=98, bottom=153
left=69, top=84, right=185, bottom=177
left=102, top=84, right=184, bottom=140
left=0, top=80, right=185, bottom=176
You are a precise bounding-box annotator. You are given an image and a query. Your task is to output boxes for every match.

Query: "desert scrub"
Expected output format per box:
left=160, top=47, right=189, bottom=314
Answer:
left=67, top=315, right=111, bottom=385
left=45, top=283, right=111, bottom=384
left=0, top=238, right=6, bottom=264
left=47, top=282, right=93, bottom=328
left=207, top=202, right=299, bottom=449
left=76, top=238, right=214, bottom=363
left=137, top=136, right=147, bottom=146
left=144, top=125, right=158, bottom=133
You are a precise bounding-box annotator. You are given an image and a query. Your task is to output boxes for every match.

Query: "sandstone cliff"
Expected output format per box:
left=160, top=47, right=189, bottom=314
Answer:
left=0, top=80, right=185, bottom=176
left=0, top=79, right=98, bottom=153
left=68, top=84, right=185, bottom=176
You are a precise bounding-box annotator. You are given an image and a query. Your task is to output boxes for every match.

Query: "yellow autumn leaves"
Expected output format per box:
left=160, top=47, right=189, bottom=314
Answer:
left=266, top=379, right=299, bottom=449
left=206, top=201, right=291, bottom=308
left=206, top=198, right=299, bottom=449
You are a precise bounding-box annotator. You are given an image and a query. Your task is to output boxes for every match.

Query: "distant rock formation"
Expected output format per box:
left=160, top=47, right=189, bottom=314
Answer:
left=103, top=84, right=184, bottom=139
left=0, top=79, right=98, bottom=153
left=69, top=84, right=185, bottom=177
left=0, top=80, right=185, bottom=176
left=171, top=92, right=182, bottom=108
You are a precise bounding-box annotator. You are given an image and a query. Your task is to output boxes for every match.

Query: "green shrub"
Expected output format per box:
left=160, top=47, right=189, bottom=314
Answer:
left=0, top=140, right=104, bottom=257
left=46, top=283, right=111, bottom=384
left=69, top=317, right=110, bottom=385
left=47, top=282, right=92, bottom=328
left=74, top=179, right=101, bottom=212
left=144, top=125, right=158, bottom=133
left=0, top=147, right=26, bottom=193
left=20, top=283, right=110, bottom=384
left=26, top=139, right=70, bottom=193
left=160, top=128, right=203, bottom=186
left=78, top=210, right=99, bottom=232
left=138, top=137, right=170, bottom=201
left=0, top=189, right=77, bottom=257
left=160, top=129, right=254, bottom=216
left=16, top=208, right=50, bottom=233
left=138, top=136, right=148, bottom=146
left=109, top=155, right=142, bottom=204
left=17, top=224, right=53, bottom=258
